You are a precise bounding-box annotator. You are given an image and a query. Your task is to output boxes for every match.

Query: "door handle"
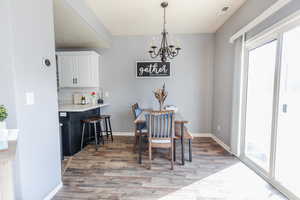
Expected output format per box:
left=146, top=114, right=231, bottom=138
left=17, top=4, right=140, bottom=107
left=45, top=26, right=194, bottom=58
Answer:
left=282, top=104, right=288, bottom=113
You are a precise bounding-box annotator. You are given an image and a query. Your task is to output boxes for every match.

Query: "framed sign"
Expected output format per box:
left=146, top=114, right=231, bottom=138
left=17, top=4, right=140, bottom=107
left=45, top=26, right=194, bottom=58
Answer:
left=136, top=61, right=170, bottom=78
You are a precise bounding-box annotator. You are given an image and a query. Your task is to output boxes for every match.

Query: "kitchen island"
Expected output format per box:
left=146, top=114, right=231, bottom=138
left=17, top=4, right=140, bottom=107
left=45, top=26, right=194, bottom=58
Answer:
left=59, top=104, right=109, bottom=156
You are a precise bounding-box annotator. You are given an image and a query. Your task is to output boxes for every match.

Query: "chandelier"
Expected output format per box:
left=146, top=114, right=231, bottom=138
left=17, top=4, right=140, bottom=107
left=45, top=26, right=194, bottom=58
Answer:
left=148, top=1, right=181, bottom=62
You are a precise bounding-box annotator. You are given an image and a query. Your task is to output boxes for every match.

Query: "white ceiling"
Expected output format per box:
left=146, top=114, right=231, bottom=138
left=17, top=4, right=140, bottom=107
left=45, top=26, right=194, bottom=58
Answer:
left=54, top=0, right=110, bottom=49
left=85, top=0, right=247, bottom=35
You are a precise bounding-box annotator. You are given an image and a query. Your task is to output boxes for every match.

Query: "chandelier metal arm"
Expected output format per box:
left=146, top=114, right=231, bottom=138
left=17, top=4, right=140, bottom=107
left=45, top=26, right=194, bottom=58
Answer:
left=148, top=1, right=181, bottom=62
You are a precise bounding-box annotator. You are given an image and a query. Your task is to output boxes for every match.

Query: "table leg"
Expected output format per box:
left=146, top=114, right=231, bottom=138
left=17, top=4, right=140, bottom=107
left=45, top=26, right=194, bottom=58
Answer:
left=139, top=131, right=142, bottom=164
left=181, top=123, right=185, bottom=165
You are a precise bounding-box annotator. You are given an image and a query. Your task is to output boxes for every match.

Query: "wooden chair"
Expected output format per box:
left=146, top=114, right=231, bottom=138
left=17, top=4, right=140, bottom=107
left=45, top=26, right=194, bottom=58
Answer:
left=131, top=103, right=147, bottom=152
left=146, top=110, right=175, bottom=170
left=174, top=124, right=193, bottom=162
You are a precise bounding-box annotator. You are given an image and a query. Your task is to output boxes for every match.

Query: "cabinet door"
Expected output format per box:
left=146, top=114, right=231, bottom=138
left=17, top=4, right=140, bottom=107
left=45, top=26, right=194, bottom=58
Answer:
left=57, top=55, right=76, bottom=87
left=77, top=54, right=99, bottom=87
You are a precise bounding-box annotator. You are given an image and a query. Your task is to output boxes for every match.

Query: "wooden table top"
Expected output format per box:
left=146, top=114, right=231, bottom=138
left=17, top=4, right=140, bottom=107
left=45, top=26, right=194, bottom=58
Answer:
left=134, top=110, right=189, bottom=124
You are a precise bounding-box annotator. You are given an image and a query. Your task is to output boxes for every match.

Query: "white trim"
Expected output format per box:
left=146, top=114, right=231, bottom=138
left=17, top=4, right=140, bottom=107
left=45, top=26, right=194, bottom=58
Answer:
left=229, top=0, right=291, bottom=43
left=113, top=132, right=135, bottom=136
left=113, top=132, right=232, bottom=153
left=43, top=182, right=63, bottom=200
left=113, top=132, right=212, bottom=137
left=240, top=156, right=299, bottom=200
left=246, top=9, right=300, bottom=46
left=210, top=134, right=232, bottom=154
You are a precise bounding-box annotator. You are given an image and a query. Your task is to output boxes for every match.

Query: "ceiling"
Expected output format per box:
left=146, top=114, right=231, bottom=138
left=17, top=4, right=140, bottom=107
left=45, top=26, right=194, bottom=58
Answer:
left=84, top=0, right=247, bottom=36
left=54, top=0, right=110, bottom=49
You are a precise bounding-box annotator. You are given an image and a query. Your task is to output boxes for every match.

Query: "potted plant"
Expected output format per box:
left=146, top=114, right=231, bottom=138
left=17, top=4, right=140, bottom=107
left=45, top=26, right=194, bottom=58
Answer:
left=0, top=105, right=8, bottom=130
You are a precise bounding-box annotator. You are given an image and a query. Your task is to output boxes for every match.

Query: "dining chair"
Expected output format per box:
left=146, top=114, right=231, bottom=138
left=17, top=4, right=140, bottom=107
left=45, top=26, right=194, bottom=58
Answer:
left=146, top=110, right=175, bottom=170
left=131, top=103, right=147, bottom=152
left=174, top=124, right=193, bottom=162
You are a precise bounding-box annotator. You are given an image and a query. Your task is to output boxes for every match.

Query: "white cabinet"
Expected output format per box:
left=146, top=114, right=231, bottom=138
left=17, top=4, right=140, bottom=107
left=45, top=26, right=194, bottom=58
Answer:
left=56, top=51, right=100, bottom=88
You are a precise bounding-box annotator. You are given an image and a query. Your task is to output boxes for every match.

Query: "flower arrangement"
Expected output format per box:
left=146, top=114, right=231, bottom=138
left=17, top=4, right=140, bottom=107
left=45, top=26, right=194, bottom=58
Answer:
left=90, top=92, right=98, bottom=105
left=91, top=91, right=97, bottom=98
left=153, top=83, right=168, bottom=111
left=0, top=105, right=8, bottom=122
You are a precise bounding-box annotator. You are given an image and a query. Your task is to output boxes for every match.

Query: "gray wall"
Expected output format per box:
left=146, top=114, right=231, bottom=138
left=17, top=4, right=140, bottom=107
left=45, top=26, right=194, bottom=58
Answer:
left=1, top=0, right=62, bottom=199
left=213, top=0, right=300, bottom=146
left=99, top=34, right=215, bottom=133
left=0, top=0, right=17, bottom=129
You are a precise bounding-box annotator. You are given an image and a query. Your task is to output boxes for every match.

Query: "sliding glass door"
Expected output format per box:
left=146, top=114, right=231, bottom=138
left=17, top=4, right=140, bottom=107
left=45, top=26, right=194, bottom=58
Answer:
left=244, top=40, right=278, bottom=172
left=275, top=25, right=300, bottom=198
left=241, top=22, right=300, bottom=200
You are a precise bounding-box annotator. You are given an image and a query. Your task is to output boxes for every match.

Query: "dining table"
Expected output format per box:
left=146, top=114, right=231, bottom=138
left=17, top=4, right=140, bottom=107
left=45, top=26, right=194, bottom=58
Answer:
left=134, top=110, right=189, bottom=165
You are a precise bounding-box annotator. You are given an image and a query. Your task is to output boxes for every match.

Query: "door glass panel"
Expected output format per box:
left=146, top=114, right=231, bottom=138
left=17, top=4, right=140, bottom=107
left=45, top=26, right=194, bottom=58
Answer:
left=275, top=25, right=300, bottom=198
left=244, top=40, right=278, bottom=171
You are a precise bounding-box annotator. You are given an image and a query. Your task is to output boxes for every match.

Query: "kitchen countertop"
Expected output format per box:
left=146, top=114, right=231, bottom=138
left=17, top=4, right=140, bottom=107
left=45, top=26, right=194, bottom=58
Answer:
left=58, top=103, right=109, bottom=112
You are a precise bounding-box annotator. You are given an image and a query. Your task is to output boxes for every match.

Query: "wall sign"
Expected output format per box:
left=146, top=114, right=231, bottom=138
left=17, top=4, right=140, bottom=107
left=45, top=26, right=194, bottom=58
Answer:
left=136, top=61, right=170, bottom=78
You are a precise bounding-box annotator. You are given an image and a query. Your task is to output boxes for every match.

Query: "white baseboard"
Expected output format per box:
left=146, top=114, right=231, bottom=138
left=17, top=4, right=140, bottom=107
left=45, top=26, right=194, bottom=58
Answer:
left=113, top=132, right=135, bottom=136
left=113, top=132, right=231, bottom=153
left=44, top=182, right=63, bottom=200
left=210, top=134, right=232, bottom=153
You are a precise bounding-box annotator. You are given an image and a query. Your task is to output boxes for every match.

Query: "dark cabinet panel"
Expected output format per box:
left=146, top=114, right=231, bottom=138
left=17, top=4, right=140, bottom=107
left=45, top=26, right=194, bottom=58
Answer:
left=59, top=108, right=100, bottom=156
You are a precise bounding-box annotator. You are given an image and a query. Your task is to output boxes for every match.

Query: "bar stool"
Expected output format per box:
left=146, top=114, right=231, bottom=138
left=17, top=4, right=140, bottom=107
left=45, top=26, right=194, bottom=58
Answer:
left=81, top=117, right=104, bottom=150
left=100, top=115, right=113, bottom=142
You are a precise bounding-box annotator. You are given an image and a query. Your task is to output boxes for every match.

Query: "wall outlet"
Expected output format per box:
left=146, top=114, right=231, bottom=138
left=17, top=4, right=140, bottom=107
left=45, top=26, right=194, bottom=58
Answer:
left=104, top=91, right=109, bottom=98
left=25, top=92, right=35, bottom=105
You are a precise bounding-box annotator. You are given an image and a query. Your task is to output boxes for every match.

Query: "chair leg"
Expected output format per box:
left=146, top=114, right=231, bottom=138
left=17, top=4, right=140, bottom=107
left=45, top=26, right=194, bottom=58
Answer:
left=139, top=133, right=142, bottom=164
left=149, top=142, right=152, bottom=170
left=189, top=139, right=192, bottom=162
left=171, top=144, right=174, bottom=170
left=133, top=126, right=138, bottom=152
left=173, top=139, right=176, bottom=162
left=93, top=122, right=98, bottom=150
left=80, top=123, right=86, bottom=150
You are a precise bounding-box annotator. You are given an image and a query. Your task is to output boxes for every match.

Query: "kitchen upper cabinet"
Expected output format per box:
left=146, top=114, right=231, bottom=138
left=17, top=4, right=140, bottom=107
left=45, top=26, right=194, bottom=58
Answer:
left=57, top=51, right=100, bottom=88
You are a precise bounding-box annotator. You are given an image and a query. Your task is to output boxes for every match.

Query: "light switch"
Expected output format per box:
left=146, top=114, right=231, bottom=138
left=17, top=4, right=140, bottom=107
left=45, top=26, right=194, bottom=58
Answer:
left=105, top=91, right=109, bottom=98
left=26, top=92, right=35, bottom=105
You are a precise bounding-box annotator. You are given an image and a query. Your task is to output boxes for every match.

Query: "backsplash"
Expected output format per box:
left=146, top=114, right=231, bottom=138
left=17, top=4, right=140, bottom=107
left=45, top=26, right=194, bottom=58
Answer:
left=58, top=88, right=103, bottom=105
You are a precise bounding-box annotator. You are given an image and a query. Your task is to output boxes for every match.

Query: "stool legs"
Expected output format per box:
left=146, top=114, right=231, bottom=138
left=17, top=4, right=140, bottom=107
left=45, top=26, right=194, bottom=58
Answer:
left=99, top=122, right=104, bottom=145
left=104, top=118, right=109, bottom=140
left=108, top=117, right=113, bottom=142
left=81, top=123, right=86, bottom=150
left=93, top=122, right=99, bottom=150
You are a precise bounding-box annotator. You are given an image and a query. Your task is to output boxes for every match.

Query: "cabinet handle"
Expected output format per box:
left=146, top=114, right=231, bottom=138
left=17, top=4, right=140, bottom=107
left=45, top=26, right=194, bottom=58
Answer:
left=75, top=78, right=78, bottom=84
left=72, top=78, right=75, bottom=84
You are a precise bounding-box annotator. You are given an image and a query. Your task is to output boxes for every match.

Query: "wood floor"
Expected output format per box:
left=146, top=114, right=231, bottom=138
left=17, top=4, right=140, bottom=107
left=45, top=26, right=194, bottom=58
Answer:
left=54, top=136, right=287, bottom=200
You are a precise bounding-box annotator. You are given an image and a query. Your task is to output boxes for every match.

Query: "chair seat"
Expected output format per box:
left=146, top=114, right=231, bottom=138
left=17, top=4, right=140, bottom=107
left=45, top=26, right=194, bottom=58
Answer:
left=151, top=139, right=171, bottom=144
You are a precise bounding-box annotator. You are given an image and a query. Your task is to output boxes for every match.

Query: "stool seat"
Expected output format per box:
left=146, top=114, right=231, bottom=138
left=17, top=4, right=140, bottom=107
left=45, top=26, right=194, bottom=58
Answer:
left=100, top=115, right=111, bottom=118
left=81, top=117, right=101, bottom=123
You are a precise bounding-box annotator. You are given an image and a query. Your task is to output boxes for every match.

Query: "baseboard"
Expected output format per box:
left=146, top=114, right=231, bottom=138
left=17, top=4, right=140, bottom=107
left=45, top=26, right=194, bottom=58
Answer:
left=113, top=132, right=231, bottom=153
left=210, top=134, right=232, bottom=153
left=113, top=132, right=135, bottom=136
left=44, top=182, right=63, bottom=200
left=114, top=132, right=212, bottom=137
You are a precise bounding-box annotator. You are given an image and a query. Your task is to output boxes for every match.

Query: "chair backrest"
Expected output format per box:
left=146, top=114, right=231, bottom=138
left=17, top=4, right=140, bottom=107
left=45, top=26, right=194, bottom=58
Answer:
left=131, top=103, right=139, bottom=119
left=146, top=110, right=175, bottom=139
